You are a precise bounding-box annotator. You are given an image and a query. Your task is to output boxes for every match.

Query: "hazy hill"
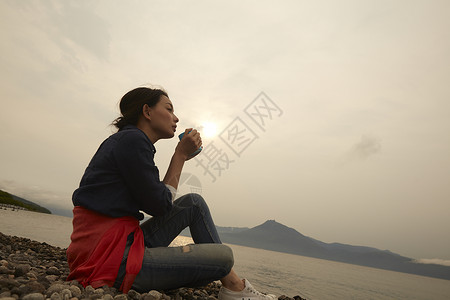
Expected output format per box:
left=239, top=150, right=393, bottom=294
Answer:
left=182, top=220, right=450, bottom=281
left=218, top=220, right=329, bottom=259
left=0, top=189, right=51, bottom=214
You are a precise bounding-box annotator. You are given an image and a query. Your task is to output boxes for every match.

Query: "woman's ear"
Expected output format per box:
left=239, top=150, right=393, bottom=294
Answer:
left=142, top=104, right=152, bottom=120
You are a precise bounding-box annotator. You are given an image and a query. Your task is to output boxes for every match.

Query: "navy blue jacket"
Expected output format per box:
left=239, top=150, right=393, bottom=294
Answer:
left=72, top=125, right=173, bottom=220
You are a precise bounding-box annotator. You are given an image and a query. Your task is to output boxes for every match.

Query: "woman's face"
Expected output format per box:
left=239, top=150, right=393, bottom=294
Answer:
left=148, top=95, right=179, bottom=139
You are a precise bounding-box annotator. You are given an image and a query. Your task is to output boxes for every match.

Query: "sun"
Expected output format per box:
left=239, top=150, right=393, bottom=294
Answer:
left=200, top=122, right=218, bottom=139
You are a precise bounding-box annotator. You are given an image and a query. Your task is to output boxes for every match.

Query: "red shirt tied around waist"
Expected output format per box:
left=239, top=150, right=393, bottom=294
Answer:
left=66, top=206, right=145, bottom=293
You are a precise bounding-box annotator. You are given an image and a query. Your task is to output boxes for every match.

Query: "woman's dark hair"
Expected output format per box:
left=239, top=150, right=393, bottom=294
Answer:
left=112, top=87, right=168, bottom=131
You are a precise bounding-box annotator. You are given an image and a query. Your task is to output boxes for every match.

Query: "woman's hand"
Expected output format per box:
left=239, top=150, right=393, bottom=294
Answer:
left=176, top=128, right=203, bottom=161
left=164, top=129, right=202, bottom=189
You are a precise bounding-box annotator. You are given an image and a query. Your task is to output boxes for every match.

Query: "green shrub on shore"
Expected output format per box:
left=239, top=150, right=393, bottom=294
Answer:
left=0, top=189, right=51, bottom=214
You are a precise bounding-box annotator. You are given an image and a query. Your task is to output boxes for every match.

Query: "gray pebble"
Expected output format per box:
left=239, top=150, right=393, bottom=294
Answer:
left=50, top=292, right=63, bottom=300
left=113, top=294, right=128, bottom=300
left=0, top=291, right=12, bottom=298
left=149, top=290, right=162, bottom=298
left=127, top=289, right=141, bottom=300
left=47, top=267, right=61, bottom=276
left=61, top=288, right=72, bottom=300
left=14, top=263, right=31, bottom=276
left=69, top=285, right=82, bottom=298
left=94, top=288, right=105, bottom=295
left=0, top=277, right=20, bottom=289
left=0, top=259, right=9, bottom=267
left=89, top=293, right=103, bottom=299
left=45, top=275, right=60, bottom=282
left=26, top=271, right=39, bottom=280
left=85, top=285, right=95, bottom=295
left=23, top=292, right=45, bottom=300
left=46, top=283, right=66, bottom=297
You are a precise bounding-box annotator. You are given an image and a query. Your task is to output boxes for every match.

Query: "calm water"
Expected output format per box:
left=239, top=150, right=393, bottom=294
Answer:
left=229, top=243, right=450, bottom=299
left=1, top=209, right=449, bottom=299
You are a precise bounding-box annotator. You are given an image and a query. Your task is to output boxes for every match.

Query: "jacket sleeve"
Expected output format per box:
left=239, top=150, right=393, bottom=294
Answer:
left=112, top=131, right=173, bottom=216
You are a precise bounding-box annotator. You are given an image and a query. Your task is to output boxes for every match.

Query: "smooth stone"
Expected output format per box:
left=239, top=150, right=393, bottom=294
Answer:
left=85, top=285, right=95, bottom=294
left=23, top=292, right=45, bottom=300
left=14, top=264, right=31, bottom=277
left=127, top=289, right=141, bottom=300
left=46, top=283, right=66, bottom=297
left=60, top=288, right=72, bottom=300
left=26, top=271, right=39, bottom=280
left=0, top=277, right=20, bottom=289
left=93, top=288, right=104, bottom=295
left=0, top=291, right=12, bottom=297
left=0, top=259, right=9, bottom=267
left=46, top=266, right=61, bottom=276
left=0, top=265, right=12, bottom=274
left=143, top=290, right=162, bottom=300
left=113, top=294, right=128, bottom=300
left=45, top=275, right=59, bottom=282
left=69, top=285, right=82, bottom=298
left=50, top=291, right=63, bottom=300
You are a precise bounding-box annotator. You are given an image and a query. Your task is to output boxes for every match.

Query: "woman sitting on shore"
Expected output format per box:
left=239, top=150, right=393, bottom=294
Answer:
left=66, top=86, right=276, bottom=300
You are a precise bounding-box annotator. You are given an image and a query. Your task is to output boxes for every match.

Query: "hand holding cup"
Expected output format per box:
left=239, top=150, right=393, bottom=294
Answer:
left=178, top=128, right=203, bottom=159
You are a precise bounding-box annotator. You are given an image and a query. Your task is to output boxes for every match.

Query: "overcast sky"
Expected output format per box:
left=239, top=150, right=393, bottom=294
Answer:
left=1, top=0, right=449, bottom=262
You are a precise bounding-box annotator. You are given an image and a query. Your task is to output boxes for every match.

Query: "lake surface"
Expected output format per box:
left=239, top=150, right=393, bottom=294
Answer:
left=229, top=243, right=450, bottom=299
left=1, top=209, right=449, bottom=299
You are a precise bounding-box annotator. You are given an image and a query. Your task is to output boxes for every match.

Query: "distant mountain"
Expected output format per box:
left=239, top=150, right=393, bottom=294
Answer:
left=0, top=189, right=51, bottom=214
left=219, top=220, right=329, bottom=259
left=182, top=220, right=450, bottom=281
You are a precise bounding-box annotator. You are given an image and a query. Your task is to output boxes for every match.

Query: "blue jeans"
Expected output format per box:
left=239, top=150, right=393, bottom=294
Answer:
left=115, top=193, right=234, bottom=292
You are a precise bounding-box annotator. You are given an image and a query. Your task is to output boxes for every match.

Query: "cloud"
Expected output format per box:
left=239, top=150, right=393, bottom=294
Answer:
left=348, top=134, right=382, bottom=160
left=413, top=258, right=450, bottom=267
left=336, top=134, right=382, bottom=167
left=57, top=3, right=111, bottom=59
